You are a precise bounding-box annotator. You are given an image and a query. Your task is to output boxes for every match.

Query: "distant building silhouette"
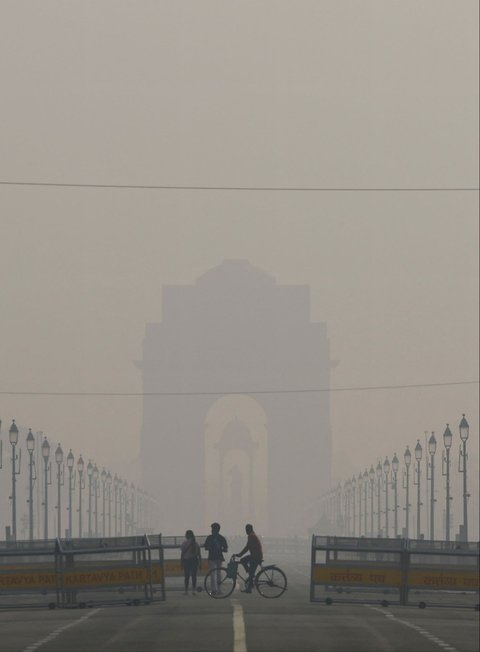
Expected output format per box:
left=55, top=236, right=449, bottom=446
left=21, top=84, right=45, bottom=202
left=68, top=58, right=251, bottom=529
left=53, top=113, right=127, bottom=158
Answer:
left=138, top=260, right=333, bottom=536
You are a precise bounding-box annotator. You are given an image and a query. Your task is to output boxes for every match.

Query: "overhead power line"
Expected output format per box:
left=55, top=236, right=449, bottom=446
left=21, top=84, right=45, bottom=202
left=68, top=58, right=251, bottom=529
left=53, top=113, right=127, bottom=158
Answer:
left=0, top=380, right=477, bottom=397
left=0, top=181, right=479, bottom=192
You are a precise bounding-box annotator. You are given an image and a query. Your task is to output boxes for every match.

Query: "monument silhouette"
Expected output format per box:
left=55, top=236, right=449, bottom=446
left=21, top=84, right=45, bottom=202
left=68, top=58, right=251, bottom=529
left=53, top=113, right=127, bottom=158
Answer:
left=138, top=260, right=333, bottom=536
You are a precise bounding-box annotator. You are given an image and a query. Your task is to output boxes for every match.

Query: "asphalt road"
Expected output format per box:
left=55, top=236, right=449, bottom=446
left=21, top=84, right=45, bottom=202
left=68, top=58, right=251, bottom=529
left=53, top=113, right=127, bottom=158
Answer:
left=1, top=564, right=478, bottom=652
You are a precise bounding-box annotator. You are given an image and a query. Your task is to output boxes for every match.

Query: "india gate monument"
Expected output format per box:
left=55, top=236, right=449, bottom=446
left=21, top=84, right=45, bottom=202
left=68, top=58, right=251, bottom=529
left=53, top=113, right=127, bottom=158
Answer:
left=138, top=260, right=333, bottom=536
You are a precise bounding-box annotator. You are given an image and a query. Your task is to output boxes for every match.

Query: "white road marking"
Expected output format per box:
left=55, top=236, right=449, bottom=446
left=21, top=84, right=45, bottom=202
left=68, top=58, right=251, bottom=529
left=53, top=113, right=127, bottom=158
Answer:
left=231, top=598, right=247, bottom=652
left=22, top=608, right=103, bottom=652
left=365, top=605, right=459, bottom=652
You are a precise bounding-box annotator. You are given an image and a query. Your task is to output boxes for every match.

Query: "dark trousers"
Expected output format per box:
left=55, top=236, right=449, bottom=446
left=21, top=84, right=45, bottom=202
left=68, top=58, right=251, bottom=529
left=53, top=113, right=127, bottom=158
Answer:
left=183, top=558, right=199, bottom=590
left=240, top=555, right=260, bottom=589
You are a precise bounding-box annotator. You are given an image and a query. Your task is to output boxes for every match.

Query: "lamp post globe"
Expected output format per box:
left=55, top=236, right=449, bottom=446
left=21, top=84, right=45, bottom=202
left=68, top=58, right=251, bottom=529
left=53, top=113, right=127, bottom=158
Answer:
left=67, top=450, right=74, bottom=469
left=42, top=437, right=50, bottom=460
left=55, top=444, right=63, bottom=465
left=9, top=419, right=19, bottom=446
left=27, top=428, right=35, bottom=453
left=392, top=454, right=399, bottom=474
left=443, top=425, right=453, bottom=449
left=414, top=440, right=422, bottom=461
left=459, top=414, right=469, bottom=442
left=383, top=457, right=390, bottom=476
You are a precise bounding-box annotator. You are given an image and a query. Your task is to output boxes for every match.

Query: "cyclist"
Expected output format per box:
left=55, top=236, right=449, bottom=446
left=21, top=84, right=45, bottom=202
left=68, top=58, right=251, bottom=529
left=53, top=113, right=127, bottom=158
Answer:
left=234, top=524, right=263, bottom=593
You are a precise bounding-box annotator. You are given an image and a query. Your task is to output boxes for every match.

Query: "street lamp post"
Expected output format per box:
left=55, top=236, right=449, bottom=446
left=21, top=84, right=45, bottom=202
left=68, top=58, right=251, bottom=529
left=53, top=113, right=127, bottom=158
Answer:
left=9, top=420, right=20, bottom=541
left=124, top=479, right=128, bottom=535
left=66, top=450, right=74, bottom=538
left=93, top=464, right=99, bottom=537
left=369, top=466, right=375, bottom=536
left=459, top=414, right=469, bottom=542
left=41, top=437, right=51, bottom=540
left=428, top=433, right=436, bottom=540
left=414, top=440, right=422, bottom=538
left=391, top=454, right=399, bottom=538
left=130, top=483, right=136, bottom=535
left=376, top=461, right=382, bottom=536
left=404, top=446, right=411, bottom=538
left=55, top=444, right=64, bottom=538
left=358, top=472, right=363, bottom=536
left=101, top=469, right=107, bottom=537
left=77, top=455, right=85, bottom=537
left=344, top=480, right=350, bottom=536
left=106, top=472, right=112, bottom=537
left=363, top=470, right=368, bottom=536
left=383, top=457, right=390, bottom=537
left=87, top=461, right=93, bottom=537
left=351, top=475, right=356, bottom=537
left=114, top=474, right=119, bottom=536
left=442, top=425, right=452, bottom=541
left=26, top=429, right=35, bottom=541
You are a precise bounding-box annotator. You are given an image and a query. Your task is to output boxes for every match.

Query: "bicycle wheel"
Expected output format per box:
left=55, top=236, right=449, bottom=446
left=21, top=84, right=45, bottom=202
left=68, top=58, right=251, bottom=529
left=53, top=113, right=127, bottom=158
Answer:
left=204, top=567, right=236, bottom=599
left=255, top=566, right=287, bottom=598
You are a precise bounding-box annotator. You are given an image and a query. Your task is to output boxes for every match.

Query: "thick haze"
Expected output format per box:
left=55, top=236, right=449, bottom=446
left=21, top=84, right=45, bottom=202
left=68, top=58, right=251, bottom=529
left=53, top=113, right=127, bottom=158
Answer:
left=0, top=2, right=478, bottom=537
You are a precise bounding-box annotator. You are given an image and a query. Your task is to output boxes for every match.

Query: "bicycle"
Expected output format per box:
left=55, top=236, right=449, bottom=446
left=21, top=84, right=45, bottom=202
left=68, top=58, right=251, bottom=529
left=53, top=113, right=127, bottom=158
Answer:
left=204, top=556, right=287, bottom=599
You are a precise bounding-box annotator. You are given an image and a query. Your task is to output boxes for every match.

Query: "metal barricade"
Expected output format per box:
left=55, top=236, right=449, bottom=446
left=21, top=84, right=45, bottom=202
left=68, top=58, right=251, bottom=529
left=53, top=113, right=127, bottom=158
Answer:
left=310, top=535, right=479, bottom=609
left=310, top=536, right=405, bottom=606
left=0, top=539, right=60, bottom=610
left=0, top=535, right=166, bottom=609
left=405, top=539, right=479, bottom=609
left=56, top=534, right=165, bottom=608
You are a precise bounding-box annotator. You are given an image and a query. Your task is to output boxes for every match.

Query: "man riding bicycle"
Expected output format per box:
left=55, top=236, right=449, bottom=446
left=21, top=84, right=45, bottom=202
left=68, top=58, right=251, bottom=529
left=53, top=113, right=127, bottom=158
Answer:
left=234, top=524, right=263, bottom=593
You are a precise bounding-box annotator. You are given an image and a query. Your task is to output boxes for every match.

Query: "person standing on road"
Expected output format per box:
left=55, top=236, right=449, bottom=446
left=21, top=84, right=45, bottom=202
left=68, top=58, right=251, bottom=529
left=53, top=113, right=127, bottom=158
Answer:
left=204, top=522, right=228, bottom=594
left=235, top=524, right=263, bottom=593
left=180, top=530, right=202, bottom=595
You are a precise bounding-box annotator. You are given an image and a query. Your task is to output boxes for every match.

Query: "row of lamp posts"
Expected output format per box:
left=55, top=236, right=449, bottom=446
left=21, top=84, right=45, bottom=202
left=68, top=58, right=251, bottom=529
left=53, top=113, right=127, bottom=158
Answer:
left=1, top=420, right=153, bottom=542
left=333, top=415, right=470, bottom=541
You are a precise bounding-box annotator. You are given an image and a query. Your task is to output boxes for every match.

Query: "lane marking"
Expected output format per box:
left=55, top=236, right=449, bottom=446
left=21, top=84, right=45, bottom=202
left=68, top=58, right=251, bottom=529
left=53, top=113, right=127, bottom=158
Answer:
left=22, top=608, right=103, bottom=652
left=365, top=605, right=458, bottom=652
left=231, top=599, right=247, bottom=652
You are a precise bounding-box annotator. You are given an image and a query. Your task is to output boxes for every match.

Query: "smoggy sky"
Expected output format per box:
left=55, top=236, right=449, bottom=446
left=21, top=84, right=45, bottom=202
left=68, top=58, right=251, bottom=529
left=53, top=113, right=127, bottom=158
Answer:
left=0, top=2, right=478, bottom=535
